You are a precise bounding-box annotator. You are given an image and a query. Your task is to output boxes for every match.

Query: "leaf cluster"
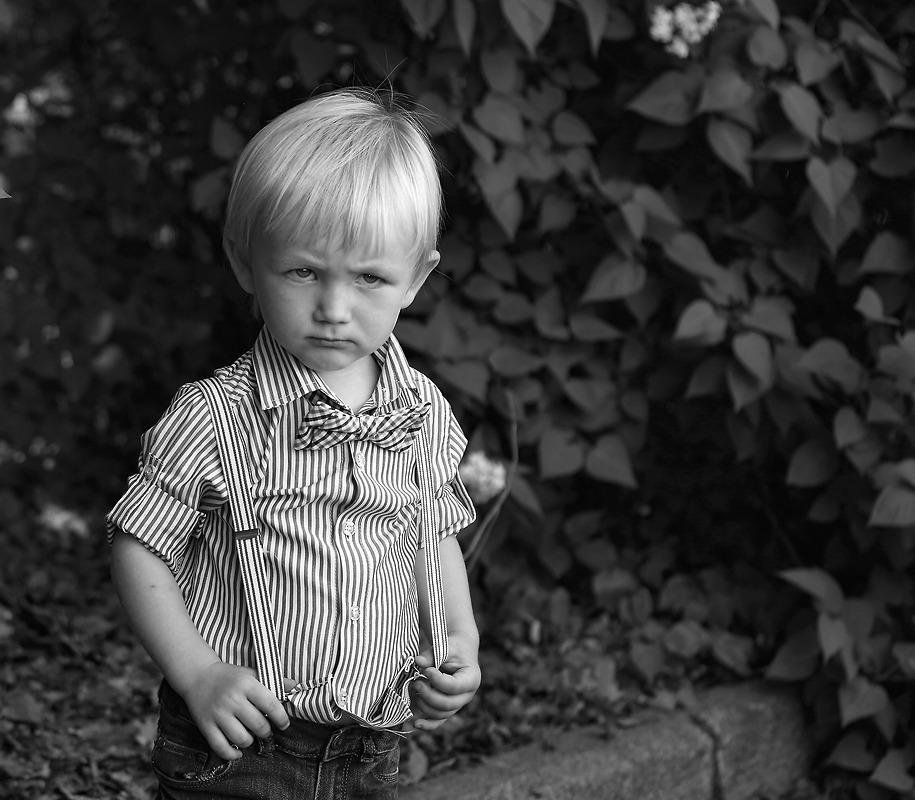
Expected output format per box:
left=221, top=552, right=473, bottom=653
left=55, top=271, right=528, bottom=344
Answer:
left=2, top=0, right=915, bottom=793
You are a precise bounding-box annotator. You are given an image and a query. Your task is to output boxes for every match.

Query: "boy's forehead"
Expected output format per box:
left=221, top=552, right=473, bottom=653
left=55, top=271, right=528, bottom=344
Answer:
left=262, top=223, right=416, bottom=262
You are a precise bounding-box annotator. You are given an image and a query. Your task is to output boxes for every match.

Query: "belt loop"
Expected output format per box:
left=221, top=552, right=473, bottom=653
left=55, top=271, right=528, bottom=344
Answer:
left=256, top=735, right=275, bottom=757
left=360, top=732, right=376, bottom=762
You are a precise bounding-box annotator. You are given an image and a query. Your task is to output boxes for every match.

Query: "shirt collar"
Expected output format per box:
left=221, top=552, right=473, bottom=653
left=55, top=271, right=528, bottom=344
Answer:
left=252, top=327, right=418, bottom=411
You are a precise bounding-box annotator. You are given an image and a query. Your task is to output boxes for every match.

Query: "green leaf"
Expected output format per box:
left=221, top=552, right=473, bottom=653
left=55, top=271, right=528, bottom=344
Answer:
left=452, top=0, right=476, bottom=57
left=817, top=612, right=849, bottom=660
left=786, top=439, right=838, bottom=488
left=539, top=427, right=586, bottom=478
left=632, top=185, right=682, bottom=225
left=747, top=25, right=788, bottom=70
left=822, top=105, right=882, bottom=144
left=574, top=0, right=609, bottom=56
left=839, top=677, right=889, bottom=727
left=473, top=94, right=526, bottom=144
left=795, top=39, right=841, bottom=85
left=707, top=118, right=753, bottom=185
left=833, top=406, right=868, bottom=449
left=627, top=71, right=697, bottom=126
left=710, top=631, right=754, bottom=677
left=854, top=287, right=898, bottom=325
left=400, top=0, right=446, bottom=36
left=827, top=733, right=877, bottom=772
left=806, top=156, right=856, bottom=217
left=672, top=300, right=727, bottom=345
left=778, top=83, right=822, bottom=143
left=460, top=123, right=496, bottom=163
left=581, top=255, right=646, bottom=302
left=481, top=48, right=520, bottom=94
left=473, top=160, right=523, bottom=239
left=752, top=131, right=810, bottom=161
left=809, top=191, right=862, bottom=257
left=892, top=643, right=915, bottom=679
left=569, top=313, right=623, bottom=341
left=552, top=110, right=595, bottom=145
left=620, top=201, right=647, bottom=240
left=500, top=0, right=555, bottom=57
left=489, top=345, right=542, bottom=377
left=892, top=459, right=915, bottom=491
left=436, top=360, right=490, bottom=403
left=508, top=474, right=544, bottom=517
left=740, top=296, right=796, bottom=341
left=780, top=568, right=844, bottom=614
left=858, top=231, right=915, bottom=276
left=533, top=287, right=568, bottom=340
left=732, top=331, right=774, bottom=388
left=871, top=749, right=915, bottom=793
left=766, top=627, right=819, bottom=681
left=585, top=433, right=638, bottom=488
left=747, top=0, right=779, bottom=27
left=663, top=231, right=722, bottom=280
left=726, top=362, right=766, bottom=411
left=630, top=640, right=665, bottom=684
left=869, top=484, right=915, bottom=528
left=697, top=69, right=755, bottom=114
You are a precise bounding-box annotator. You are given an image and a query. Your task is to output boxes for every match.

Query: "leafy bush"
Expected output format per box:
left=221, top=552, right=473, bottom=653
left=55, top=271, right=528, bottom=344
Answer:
left=3, top=0, right=915, bottom=793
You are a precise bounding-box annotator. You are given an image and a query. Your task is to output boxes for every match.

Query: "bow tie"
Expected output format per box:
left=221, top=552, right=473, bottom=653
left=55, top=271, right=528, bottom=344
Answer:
left=295, top=396, right=431, bottom=451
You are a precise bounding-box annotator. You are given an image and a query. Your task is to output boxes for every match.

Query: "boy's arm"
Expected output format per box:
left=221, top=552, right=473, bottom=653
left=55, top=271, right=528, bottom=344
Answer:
left=111, top=531, right=289, bottom=757
left=410, top=536, right=481, bottom=731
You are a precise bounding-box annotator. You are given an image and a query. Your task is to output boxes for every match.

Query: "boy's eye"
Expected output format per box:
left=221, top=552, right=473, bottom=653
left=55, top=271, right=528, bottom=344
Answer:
left=292, top=268, right=314, bottom=279
left=361, top=273, right=383, bottom=285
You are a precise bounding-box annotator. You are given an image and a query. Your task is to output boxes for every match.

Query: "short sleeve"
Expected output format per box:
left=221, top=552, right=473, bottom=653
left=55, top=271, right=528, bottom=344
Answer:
left=106, top=383, right=226, bottom=573
left=416, top=381, right=476, bottom=544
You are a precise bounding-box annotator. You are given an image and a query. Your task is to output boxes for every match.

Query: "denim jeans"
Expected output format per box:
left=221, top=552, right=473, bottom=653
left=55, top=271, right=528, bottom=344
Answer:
left=151, top=681, right=402, bottom=800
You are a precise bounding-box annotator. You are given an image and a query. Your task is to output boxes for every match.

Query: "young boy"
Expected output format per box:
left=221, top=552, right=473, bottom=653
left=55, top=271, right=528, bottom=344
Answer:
left=108, top=87, right=481, bottom=799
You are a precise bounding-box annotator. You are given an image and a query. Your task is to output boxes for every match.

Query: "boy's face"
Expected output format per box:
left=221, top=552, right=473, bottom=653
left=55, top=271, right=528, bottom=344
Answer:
left=230, top=227, right=437, bottom=383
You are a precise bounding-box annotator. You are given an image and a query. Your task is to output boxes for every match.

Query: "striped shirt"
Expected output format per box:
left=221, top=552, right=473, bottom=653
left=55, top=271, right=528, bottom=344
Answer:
left=107, top=329, right=475, bottom=727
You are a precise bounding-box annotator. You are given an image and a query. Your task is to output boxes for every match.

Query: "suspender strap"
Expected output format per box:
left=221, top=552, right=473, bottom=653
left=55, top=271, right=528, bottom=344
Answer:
left=196, top=378, right=287, bottom=700
left=414, top=423, right=449, bottom=669
left=197, top=377, right=449, bottom=700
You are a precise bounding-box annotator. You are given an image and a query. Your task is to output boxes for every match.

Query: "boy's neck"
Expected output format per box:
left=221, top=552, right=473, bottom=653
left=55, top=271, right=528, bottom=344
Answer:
left=318, top=358, right=381, bottom=413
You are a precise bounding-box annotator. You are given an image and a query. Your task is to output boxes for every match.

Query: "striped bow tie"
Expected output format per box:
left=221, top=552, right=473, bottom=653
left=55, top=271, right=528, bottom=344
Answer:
left=295, top=396, right=431, bottom=451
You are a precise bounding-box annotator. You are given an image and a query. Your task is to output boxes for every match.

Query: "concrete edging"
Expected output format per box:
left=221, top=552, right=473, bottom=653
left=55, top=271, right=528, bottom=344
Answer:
left=400, top=682, right=811, bottom=800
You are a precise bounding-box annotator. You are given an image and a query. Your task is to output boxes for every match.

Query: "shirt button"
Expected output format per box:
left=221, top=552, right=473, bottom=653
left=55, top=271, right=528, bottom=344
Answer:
left=350, top=604, right=361, bottom=621
left=354, top=451, right=365, bottom=467
left=342, top=520, right=355, bottom=537
left=339, top=688, right=348, bottom=703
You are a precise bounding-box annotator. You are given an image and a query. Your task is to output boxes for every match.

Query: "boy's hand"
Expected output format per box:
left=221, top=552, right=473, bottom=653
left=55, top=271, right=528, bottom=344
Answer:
left=179, top=662, right=291, bottom=760
left=406, top=632, right=481, bottom=732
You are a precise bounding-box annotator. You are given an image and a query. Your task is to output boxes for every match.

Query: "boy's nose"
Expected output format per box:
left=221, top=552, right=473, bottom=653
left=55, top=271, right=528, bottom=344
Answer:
left=313, top=285, right=351, bottom=324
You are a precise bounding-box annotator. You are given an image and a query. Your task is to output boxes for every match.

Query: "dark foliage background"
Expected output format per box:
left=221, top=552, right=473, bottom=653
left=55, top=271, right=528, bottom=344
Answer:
left=2, top=0, right=915, bottom=796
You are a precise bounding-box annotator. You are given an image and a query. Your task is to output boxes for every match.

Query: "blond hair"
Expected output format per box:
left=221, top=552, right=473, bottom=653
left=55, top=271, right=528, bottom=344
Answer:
left=223, top=87, right=442, bottom=273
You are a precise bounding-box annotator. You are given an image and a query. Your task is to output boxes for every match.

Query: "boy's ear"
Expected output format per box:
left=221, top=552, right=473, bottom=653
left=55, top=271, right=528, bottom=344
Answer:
left=225, top=239, right=256, bottom=295
left=402, top=250, right=440, bottom=308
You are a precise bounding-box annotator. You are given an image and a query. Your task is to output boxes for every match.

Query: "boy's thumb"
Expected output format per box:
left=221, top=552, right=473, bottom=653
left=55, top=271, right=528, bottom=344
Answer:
left=414, top=650, right=433, bottom=669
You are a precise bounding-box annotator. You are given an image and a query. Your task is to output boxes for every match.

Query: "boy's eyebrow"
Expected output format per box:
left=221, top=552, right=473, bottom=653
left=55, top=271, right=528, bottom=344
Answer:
left=281, top=247, right=396, bottom=269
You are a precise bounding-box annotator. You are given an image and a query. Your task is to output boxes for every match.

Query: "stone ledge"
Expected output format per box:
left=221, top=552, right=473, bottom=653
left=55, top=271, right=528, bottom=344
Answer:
left=400, top=682, right=810, bottom=800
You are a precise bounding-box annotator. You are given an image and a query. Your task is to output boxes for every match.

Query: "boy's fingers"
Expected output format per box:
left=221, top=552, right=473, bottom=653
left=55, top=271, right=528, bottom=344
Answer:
left=422, top=664, right=480, bottom=694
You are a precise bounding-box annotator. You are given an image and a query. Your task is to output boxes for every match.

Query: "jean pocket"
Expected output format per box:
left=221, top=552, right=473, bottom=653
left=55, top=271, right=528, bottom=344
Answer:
left=151, top=702, right=237, bottom=789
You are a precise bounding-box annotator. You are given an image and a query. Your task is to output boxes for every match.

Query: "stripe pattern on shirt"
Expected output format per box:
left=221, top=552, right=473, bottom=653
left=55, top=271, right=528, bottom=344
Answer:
left=106, top=330, right=475, bottom=727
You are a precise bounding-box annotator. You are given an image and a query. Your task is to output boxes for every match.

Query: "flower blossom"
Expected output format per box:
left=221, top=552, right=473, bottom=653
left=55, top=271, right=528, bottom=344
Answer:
left=650, top=1, right=722, bottom=58
left=459, top=451, right=508, bottom=506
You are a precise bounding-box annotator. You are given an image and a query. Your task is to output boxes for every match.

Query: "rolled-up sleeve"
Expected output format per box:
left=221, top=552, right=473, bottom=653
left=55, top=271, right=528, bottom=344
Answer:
left=420, top=389, right=476, bottom=544
left=106, top=383, right=225, bottom=573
